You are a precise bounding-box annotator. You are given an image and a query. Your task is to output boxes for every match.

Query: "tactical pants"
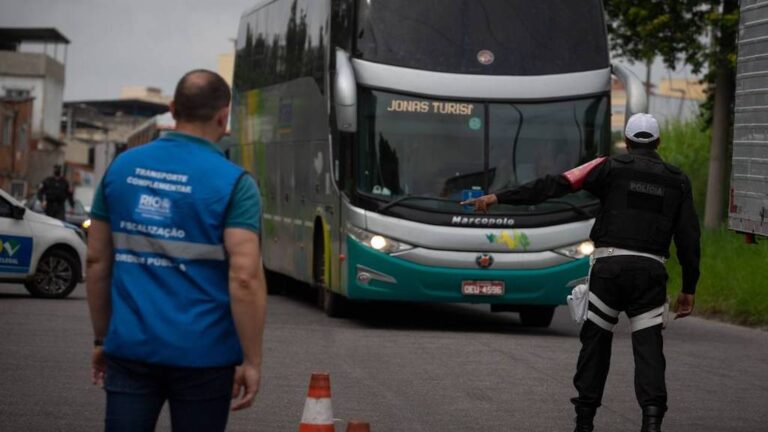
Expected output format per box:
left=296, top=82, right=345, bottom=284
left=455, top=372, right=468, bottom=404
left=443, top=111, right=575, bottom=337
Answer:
left=45, top=201, right=66, bottom=221
left=571, top=256, right=668, bottom=411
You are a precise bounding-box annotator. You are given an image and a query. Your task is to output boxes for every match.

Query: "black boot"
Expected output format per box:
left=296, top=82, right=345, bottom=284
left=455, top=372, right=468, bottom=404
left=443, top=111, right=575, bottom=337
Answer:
left=574, top=406, right=596, bottom=432
left=640, top=406, right=664, bottom=432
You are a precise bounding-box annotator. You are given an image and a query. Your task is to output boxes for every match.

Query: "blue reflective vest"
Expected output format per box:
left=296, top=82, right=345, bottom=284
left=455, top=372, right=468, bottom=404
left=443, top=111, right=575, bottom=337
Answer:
left=102, top=134, right=246, bottom=367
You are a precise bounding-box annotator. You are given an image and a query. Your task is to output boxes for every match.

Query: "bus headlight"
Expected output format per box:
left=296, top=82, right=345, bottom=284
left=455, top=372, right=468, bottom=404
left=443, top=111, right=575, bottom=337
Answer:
left=348, top=226, right=413, bottom=254
left=554, top=241, right=594, bottom=259
left=370, top=235, right=388, bottom=250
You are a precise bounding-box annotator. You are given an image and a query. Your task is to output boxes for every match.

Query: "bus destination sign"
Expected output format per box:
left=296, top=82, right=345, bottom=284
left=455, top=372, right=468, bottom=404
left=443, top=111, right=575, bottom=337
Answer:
left=386, top=99, right=476, bottom=116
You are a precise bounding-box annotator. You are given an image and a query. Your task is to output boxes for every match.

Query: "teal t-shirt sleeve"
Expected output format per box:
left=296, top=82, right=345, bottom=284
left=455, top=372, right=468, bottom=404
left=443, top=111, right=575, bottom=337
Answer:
left=90, top=181, right=110, bottom=222
left=225, top=174, right=262, bottom=233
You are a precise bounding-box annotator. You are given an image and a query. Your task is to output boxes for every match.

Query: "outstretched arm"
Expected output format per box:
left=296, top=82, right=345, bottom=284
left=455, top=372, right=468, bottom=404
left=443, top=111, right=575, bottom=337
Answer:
left=462, top=157, right=609, bottom=212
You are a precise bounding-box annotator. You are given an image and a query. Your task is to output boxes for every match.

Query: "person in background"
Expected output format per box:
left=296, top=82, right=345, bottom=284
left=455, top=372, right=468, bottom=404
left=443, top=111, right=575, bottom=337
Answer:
left=86, top=69, right=267, bottom=432
left=463, top=113, right=700, bottom=432
left=38, top=165, right=74, bottom=221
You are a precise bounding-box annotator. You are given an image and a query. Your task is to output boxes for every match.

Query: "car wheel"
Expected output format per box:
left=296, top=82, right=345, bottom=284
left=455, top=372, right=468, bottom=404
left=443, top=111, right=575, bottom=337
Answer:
left=25, top=250, right=79, bottom=299
left=519, top=306, right=556, bottom=328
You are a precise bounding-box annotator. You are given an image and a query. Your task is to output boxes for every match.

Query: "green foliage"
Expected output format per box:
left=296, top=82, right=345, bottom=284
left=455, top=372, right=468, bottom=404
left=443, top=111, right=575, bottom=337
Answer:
left=604, top=0, right=739, bottom=124
left=604, top=0, right=709, bottom=71
left=604, top=0, right=738, bottom=73
left=666, top=228, right=768, bottom=326
left=659, top=121, right=768, bottom=326
left=657, top=121, right=710, bottom=217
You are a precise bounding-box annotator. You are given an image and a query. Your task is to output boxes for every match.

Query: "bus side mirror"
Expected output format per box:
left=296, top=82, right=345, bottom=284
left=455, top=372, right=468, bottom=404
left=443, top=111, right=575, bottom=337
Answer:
left=11, top=205, right=26, bottom=220
left=334, top=48, right=357, bottom=133
left=612, top=63, right=648, bottom=126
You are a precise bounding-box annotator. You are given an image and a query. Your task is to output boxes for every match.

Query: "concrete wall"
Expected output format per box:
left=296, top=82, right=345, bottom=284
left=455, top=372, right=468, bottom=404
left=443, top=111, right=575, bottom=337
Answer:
left=0, top=51, right=65, bottom=139
left=26, top=145, right=63, bottom=192
left=42, top=75, right=64, bottom=138
left=648, top=95, right=701, bottom=126
left=0, top=99, right=34, bottom=198
left=0, top=76, right=45, bottom=136
left=64, top=140, right=90, bottom=165
left=93, top=142, right=117, bottom=183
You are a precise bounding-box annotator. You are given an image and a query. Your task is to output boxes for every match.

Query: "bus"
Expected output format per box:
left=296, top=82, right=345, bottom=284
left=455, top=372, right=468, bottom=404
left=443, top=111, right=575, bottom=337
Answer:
left=230, top=0, right=648, bottom=326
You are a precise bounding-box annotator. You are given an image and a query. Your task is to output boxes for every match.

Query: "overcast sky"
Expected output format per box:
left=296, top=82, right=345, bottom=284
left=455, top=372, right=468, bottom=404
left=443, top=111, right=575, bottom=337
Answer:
left=0, top=0, right=696, bottom=101
left=0, top=0, right=253, bottom=100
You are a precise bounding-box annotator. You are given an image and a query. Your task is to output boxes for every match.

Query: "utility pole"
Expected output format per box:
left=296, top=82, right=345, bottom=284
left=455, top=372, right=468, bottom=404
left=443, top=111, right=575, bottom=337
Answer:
left=645, top=57, right=653, bottom=99
left=704, top=0, right=738, bottom=229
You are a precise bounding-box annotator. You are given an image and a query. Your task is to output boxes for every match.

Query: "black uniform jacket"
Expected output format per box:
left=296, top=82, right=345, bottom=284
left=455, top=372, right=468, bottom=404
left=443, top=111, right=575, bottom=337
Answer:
left=495, top=149, right=701, bottom=294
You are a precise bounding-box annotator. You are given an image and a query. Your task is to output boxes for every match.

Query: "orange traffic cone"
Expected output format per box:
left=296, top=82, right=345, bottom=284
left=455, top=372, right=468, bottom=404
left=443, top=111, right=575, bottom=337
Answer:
left=346, top=420, right=371, bottom=432
left=299, top=373, right=334, bottom=432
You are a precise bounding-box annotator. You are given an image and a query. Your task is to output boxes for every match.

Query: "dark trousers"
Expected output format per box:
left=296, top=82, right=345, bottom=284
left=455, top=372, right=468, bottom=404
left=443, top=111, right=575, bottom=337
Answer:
left=44, top=201, right=66, bottom=221
left=572, top=256, right=668, bottom=411
left=104, top=355, right=235, bottom=432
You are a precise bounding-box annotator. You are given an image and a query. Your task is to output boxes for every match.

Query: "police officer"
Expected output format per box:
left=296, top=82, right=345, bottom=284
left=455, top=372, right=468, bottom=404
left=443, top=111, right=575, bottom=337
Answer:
left=38, top=165, right=74, bottom=221
left=463, top=113, right=700, bottom=432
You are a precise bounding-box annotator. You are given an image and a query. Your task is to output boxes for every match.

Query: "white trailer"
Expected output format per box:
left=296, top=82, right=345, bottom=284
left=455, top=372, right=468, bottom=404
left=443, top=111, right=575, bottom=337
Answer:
left=730, top=0, right=768, bottom=239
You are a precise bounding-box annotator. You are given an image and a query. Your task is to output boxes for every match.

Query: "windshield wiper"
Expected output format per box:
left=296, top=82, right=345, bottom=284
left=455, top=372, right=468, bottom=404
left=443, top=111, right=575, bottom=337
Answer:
left=375, top=194, right=597, bottom=218
left=377, top=195, right=460, bottom=213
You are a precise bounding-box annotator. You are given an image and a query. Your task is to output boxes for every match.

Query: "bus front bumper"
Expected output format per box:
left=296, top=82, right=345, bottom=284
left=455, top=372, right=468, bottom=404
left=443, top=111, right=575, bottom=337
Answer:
left=345, top=238, right=589, bottom=305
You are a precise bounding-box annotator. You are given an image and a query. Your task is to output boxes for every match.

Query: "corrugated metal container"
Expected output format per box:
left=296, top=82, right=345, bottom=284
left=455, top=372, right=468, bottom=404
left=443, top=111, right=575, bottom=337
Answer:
left=731, top=0, right=768, bottom=237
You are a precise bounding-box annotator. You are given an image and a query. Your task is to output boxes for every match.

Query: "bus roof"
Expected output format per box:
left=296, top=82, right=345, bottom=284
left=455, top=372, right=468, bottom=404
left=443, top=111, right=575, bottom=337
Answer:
left=240, top=0, right=281, bottom=19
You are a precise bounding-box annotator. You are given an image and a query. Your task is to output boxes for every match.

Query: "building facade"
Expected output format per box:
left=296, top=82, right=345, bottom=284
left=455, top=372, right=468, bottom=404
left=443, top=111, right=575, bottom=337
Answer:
left=0, top=28, right=69, bottom=196
left=0, top=97, right=34, bottom=199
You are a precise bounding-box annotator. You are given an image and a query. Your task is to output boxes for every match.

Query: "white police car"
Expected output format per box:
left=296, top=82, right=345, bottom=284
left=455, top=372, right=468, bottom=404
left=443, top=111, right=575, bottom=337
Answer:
left=0, top=188, right=86, bottom=298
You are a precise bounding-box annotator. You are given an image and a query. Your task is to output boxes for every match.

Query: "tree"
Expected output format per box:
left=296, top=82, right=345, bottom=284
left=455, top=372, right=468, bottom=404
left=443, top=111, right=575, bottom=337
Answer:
left=604, top=0, right=739, bottom=228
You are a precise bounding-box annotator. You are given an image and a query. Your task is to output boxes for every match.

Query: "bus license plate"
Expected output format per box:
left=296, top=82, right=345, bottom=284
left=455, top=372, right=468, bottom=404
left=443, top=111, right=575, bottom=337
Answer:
left=462, top=281, right=505, bottom=296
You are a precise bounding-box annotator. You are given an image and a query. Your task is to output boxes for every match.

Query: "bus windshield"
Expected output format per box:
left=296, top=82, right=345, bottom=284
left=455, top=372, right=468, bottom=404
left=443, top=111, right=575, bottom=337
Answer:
left=355, top=0, right=608, bottom=75
left=356, top=90, right=610, bottom=214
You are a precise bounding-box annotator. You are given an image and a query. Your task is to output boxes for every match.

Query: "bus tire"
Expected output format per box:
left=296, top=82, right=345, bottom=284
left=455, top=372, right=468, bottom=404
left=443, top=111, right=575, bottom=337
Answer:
left=319, top=286, right=348, bottom=318
left=313, top=223, right=348, bottom=318
left=519, top=306, right=556, bottom=328
left=264, top=268, right=285, bottom=295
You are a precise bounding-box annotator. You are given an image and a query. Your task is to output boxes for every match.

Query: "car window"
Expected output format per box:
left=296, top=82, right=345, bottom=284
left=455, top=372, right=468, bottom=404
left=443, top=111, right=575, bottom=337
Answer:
left=73, top=200, right=86, bottom=214
left=0, top=197, right=12, bottom=218
left=26, top=197, right=43, bottom=213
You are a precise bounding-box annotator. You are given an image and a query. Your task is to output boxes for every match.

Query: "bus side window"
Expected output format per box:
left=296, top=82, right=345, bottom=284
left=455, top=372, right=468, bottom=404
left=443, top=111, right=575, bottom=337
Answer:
left=331, top=0, right=354, bottom=52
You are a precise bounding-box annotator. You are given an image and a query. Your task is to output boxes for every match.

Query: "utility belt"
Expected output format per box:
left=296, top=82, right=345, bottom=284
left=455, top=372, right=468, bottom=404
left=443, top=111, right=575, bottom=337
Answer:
left=567, top=247, right=669, bottom=330
left=592, top=247, right=667, bottom=265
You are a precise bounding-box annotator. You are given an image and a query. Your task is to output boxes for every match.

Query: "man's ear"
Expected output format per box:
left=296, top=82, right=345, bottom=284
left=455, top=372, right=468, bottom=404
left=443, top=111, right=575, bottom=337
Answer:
left=169, top=101, right=178, bottom=121
left=217, top=107, right=230, bottom=129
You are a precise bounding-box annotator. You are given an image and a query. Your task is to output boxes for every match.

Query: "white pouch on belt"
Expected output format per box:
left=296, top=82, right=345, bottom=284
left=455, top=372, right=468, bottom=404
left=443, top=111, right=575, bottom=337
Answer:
left=567, top=284, right=590, bottom=323
left=567, top=256, right=595, bottom=323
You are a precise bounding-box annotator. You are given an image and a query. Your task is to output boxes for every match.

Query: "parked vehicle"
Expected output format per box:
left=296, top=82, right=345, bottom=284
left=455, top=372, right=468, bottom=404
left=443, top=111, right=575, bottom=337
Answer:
left=0, top=188, right=87, bottom=298
left=26, top=196, right=90, bottom=231
left=730, top=0, right=768, bottom=240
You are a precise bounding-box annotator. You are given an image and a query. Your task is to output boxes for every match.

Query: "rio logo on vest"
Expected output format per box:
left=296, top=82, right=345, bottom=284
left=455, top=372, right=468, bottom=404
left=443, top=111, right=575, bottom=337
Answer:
left=135, top=194, right=173, bottom=221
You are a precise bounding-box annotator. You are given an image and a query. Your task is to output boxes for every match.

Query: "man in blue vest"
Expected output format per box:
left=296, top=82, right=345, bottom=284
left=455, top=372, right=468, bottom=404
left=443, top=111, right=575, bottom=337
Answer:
left=86, top=69, right=266, bottom=432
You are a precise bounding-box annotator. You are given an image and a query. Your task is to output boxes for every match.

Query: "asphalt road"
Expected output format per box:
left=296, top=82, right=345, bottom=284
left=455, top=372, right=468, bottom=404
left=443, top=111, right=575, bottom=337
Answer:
left=1, top=282, right=766, bottom=432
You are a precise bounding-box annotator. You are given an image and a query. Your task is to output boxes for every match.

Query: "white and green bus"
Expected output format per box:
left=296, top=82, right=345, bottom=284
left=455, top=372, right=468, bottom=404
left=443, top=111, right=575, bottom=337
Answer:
left=230, top=0, right=647, bottom=326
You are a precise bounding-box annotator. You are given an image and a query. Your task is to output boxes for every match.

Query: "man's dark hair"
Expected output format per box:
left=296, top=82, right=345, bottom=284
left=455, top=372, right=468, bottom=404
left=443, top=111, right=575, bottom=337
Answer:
left=626, top=137, right=660, bottom=150
left=172, top=70, right=231, bottom=123
left=626, top=131, right=660, bottom=149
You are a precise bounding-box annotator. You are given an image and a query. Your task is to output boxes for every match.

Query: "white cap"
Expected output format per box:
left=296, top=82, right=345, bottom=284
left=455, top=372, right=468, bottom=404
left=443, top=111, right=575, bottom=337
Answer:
left=625, top=113, right=660, bottom=144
